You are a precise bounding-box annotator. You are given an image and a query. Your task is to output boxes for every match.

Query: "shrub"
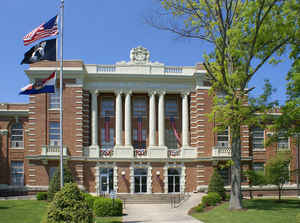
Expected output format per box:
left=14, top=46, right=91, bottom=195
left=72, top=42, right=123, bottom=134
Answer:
left=195, top=203, right=205, bottom=212
left=202, top=192, right=222, bottom=206
left=36, top=192, right=48, bottom=200
left=47, top=183, right=93, bottom=223
left=83, top=193, right=96, bottom=209
left=94, top=197, right=123, bottom=217
left=208, top=169, right=226, bottom=200
left=48, top=164, right=74, bottom=201
left=225, top=193, right=230, bottom=201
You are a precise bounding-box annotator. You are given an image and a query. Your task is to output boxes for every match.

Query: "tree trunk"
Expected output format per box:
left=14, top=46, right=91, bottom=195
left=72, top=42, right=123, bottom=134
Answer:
left=229, top=125, right=243, bottom=210
left=249, top=185, right=253, bottom=200
left=278, top=187, right=281, bottom=201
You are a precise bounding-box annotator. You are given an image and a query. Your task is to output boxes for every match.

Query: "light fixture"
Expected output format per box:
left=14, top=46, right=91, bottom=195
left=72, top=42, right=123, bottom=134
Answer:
left=156, top=171, right=160, bottom=176
left=121, top=171, right=126, bottom=176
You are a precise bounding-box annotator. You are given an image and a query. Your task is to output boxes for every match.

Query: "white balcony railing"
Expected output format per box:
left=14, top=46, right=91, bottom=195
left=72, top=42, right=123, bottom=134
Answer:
left=134, top=149, right=148, bottom=158
left=212, top=146, right=231, bottom=158
left=83, top=146, right=197, bottom=159
left=41, top=145, right=67, bottom=156
left=168, top=149, right=181, bottom=158
left=100, top=149, right=114, bottom=158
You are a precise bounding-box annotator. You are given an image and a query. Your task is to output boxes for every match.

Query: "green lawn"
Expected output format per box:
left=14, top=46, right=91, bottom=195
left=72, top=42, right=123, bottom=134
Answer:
left=95, top=216, right=122, bottom=223
left=0, top=200, right=48, bottom=223
left=191, top=198, right=300, bottom=223
left=0, top=200, right=123, bottom=223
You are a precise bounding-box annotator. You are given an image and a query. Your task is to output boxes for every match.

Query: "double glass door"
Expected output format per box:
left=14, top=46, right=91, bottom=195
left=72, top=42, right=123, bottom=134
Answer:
left=99, top=168, right=114, bottom=194
left=168, top=168, right=181, bottom=193
left=134, top=168, right=147, bottom=193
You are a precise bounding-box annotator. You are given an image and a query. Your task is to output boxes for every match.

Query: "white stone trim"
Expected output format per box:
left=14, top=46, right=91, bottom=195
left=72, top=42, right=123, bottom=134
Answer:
left=130, top=164, right=134, bottom=194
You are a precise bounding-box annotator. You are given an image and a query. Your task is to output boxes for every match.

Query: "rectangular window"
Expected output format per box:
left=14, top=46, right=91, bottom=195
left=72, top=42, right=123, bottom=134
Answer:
left=100, top=97, right=115, bottom=149
left=101, top=128, right=114, bottom=149
left=217, top=128, right=229, bottom=147
left=49, top=122, right=60, bottom=146
left=165, top=97, right=178, bottom=118
left=11, top=123, right=24, bottom=148
left=165, top=129, right=179, bottom=149
left=11, top=161, right=24, bottom=186
left=49, top=90, right=60, bottom=109
left=101, top=97, right=115, bottom=117
left=49, top=167, right=57, bottom=182
left=218, top=167, right=230, bottom=186
left=278, top=132, right=289, bottom=150
left=253, top=163, right=264, bottom=172
left=133, top=97, right=147, bottom=118
left=133, top=129, right=147, bottom=149
left=252, top=127, right=264, bottom=150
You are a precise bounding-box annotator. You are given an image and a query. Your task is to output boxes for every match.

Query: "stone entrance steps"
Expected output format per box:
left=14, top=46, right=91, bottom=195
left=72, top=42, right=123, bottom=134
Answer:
left=116, top=193, right=189, bottom=204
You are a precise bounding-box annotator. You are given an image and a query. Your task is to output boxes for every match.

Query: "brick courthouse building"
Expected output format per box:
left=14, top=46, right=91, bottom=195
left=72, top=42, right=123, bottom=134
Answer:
left=0, top=46, right=298, bottom=195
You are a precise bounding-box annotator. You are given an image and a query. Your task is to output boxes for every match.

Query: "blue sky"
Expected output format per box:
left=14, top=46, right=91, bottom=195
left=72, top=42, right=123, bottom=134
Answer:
left=0, top=0, right=292, bottom=104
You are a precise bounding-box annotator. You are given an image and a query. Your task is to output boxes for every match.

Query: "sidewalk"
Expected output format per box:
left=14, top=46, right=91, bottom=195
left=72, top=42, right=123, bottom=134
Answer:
left=122, top=193, right=205, bottom=223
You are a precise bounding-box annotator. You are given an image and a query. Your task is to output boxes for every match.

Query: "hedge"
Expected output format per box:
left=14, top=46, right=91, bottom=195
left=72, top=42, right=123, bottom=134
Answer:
left=94, top=197, right=123, bottom=217
left=36, top=192, right=48, bottom=200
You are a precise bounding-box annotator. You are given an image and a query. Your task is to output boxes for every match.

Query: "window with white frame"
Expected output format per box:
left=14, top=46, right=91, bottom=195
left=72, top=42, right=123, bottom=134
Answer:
left=252, top=127, right=264, bottom=150
left=49, top=90, right=60, bottom=109
left=49, top=122, right=60, bottom=146
left=10, top=123, right=24, bottom=148
left=217, top=128, right=229, bottom=147
left=277, top=131, right=289, bottom=150
left=11, top=161, right=24, bottom=186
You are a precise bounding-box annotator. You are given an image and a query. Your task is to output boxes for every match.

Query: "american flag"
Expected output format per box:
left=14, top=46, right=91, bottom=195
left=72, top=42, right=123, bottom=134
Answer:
left=23, top=15, right=58, bottom=46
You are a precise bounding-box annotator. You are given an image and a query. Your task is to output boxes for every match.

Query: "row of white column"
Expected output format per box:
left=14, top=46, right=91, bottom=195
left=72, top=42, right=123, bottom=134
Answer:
left=90, top=90, right=190, bottom=148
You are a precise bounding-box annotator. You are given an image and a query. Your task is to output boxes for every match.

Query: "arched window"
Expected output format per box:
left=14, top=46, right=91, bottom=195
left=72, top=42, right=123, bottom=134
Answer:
left=11, top=123, right=24, bottom=148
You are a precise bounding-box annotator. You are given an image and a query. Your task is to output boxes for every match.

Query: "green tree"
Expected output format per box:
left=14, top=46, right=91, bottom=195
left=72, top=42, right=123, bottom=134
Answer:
left=208, top=169, right=226, bottom=200
left=47, top=183, right=93, bottom=223
left=48, top=164, right=74, bottom=201
left=265, top=153, right=291, bottom=201
left=153, top=0, right=299, bottom=209
left=244, top=170, right=266, bottom=199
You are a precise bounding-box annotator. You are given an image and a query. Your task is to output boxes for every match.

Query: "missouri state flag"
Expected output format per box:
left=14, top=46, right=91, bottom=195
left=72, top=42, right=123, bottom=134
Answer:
left=19, top=72, right=56, bottom=95
left=23, top=15, right=58, bottom=46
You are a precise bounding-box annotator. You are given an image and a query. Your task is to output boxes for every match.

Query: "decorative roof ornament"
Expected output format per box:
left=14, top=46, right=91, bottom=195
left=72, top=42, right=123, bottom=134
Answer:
left=130, top=46, right=150, bottom=64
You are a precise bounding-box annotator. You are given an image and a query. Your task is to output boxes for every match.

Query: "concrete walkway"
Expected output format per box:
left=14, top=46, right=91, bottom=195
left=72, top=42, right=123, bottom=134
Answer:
left=122, top=193, right=205, bottom=223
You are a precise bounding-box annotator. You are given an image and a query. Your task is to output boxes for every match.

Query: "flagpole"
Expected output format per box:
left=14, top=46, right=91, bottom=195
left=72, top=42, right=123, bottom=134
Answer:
left=59, top=0, right=64, bottom=189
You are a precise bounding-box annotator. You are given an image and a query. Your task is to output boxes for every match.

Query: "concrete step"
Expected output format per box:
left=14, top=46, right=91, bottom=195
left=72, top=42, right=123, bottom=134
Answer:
left=116, top=194, right=188, bottom=204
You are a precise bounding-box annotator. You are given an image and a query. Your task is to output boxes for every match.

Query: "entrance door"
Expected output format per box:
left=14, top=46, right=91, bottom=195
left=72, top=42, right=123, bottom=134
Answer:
left=99, top=168, right=113, bottom=194
left=168, top=168, right=181, bottom=193
left=134, top=168, right=147, bottom=193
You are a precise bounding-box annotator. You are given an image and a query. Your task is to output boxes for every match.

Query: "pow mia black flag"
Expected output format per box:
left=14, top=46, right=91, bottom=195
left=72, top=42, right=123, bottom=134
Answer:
left=21, top=39, right=56, bottom=64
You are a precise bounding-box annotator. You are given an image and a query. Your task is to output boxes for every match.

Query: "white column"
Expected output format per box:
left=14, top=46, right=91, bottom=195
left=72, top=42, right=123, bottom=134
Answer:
left=91, top=90, right=99, bottom=146
left=158, top=91, right=165, bottom=147
left=115, top=90, right=123, bottom=147
left=181, top=92, right=189, bottom=147
left=149, top=91, right=156, bottom=147
left=125, top=91, right=132, bottom=147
